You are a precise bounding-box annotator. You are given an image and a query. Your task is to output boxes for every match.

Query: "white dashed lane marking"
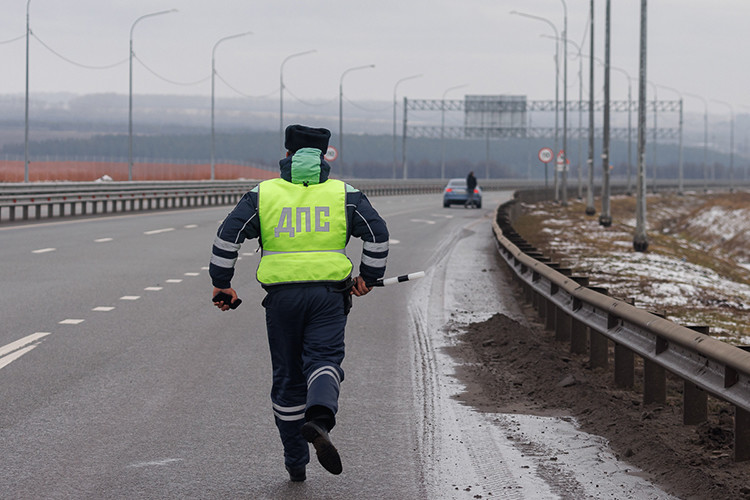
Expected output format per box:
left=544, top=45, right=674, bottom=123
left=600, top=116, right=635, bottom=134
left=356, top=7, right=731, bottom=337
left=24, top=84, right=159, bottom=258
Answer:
left=184, top=273, right=199, bottom=277
left=144, top=287, right=163, bottom=291
left=94, top=238, right=113, bottom=243
left=120, top=296, right=141, bottom=301
left=144, top=228, right=175, bottom=235
left=32, top=248, right=56, bottom=254
left=59, top=319, right=85, bottom=325
left=92, top=306, right=115, bottom=312
left=166, top=279, right=182, bottom=283
left=184, top=224, right=198, bottom=229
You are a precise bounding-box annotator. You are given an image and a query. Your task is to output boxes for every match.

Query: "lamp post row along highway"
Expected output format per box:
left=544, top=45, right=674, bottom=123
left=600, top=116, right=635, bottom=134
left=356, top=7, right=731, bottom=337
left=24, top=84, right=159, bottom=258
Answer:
left=211, top=31, right=252, bottom=181
left=129, top=9, right=177, bottom=182
left=280, top=50, right=317, bottom=156
left=393, top=74, right=422, bottom=180
left=339, top=64, right=375, bottom=173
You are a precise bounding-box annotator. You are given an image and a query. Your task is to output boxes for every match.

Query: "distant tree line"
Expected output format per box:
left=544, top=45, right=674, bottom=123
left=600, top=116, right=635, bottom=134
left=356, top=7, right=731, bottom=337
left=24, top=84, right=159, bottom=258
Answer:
left=1, top=129, right=738, bottom=181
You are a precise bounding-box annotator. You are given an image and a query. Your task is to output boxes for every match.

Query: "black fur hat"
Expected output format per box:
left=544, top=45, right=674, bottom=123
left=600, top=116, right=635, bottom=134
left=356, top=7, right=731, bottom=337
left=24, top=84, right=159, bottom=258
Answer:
left=284, top=124, right=331, bottom=153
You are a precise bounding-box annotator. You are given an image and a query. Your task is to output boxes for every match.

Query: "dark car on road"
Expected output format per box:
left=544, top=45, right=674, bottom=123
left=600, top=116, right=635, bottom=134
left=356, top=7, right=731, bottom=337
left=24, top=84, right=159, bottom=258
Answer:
left=442, top=178, right=482, bottom=208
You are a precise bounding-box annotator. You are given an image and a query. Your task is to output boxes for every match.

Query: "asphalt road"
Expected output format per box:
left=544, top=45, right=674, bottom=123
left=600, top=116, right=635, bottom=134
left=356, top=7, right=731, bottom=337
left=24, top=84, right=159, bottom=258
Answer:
left=0, top=190, right=514, bottom=499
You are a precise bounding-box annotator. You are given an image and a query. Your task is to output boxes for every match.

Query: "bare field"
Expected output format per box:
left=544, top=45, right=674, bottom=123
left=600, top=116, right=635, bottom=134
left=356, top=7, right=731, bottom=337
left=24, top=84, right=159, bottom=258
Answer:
left=0, top=160, right=275, bottom=183
left=512, top=191, right=750, bottom=344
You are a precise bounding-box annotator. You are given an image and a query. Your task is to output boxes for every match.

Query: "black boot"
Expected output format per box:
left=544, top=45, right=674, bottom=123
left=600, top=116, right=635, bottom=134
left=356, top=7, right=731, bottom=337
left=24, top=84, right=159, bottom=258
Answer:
left=300, top=420, right=342, bottom=475
left=286, top=465, right=306, bottom=482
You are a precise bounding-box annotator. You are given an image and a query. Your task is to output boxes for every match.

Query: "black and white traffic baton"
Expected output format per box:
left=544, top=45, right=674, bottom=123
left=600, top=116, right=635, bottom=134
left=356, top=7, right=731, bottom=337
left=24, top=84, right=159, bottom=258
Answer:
left=365, top=271, right=425, bottom=288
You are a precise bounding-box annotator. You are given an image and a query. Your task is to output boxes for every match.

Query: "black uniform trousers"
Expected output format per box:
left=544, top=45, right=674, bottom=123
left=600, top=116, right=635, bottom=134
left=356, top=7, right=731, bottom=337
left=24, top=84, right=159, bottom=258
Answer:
left=262, top=284, right=347, bottom=469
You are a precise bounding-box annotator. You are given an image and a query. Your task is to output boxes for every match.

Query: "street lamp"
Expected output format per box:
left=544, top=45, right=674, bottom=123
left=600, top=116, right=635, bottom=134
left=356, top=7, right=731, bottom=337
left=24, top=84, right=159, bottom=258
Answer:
left=542, top=34, right=585, bottom=199
left=24, top=0, right=31, bottom=183
left=633, top=0, right=648, bottom=253
left=129, top=9, right=177, bottom=182
left=586, top=0, right=595, bottom=216
left=684, top=93, right=708, bottom=191
left=647, top=81, right=658, bottom=192
left=655, top=84, right=684, bottom=194
left=280, top=49, right=316, bottom=155
left=599, top=0, right=612, bottom=227
left=711, top=99, right=735, bottom=186
left=510, top=10, right=560, bottom=200
left=211, top=31, right=252, bottom=181
left=339, top=64, right=375, bottom=173
left=440, top=84, right=468, bottom=180
left=393, top=74, right=422, bottom=179
left=558, top=0, right=569, bottom=205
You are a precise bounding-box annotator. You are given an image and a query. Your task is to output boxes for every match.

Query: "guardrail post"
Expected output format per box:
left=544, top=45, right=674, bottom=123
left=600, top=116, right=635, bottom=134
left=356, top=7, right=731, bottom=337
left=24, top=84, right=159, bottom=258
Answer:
left=614, top=345, right=635, bottom=388
left=683, top=326, right=710, bottom=425
left=570, top=277, right=589, bottom=354
left=735, top=406, right=750, bottom=462
left=589, top=287, right=609, bottom=369
left=683, top=381, right=708, bottom=425
left=643, top=359, right=666, bottom=403
left=545, top=299, right=556, bottom=332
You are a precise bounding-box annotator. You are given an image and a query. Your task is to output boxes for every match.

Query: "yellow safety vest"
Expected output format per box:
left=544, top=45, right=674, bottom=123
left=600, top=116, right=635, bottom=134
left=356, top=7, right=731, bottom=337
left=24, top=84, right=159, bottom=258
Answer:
left=256, top=177, right=352, bottom=285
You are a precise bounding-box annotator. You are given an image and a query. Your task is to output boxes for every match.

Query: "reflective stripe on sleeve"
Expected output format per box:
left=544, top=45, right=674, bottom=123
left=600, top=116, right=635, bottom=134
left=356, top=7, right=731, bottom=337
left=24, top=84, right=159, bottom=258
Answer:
left=210, top=254, right=238, bottom=268
left=363, top=241, right=389, bottom=253
left=213, top=236, right=241, bottom=252
left=361, top=253, right=387, bottom=268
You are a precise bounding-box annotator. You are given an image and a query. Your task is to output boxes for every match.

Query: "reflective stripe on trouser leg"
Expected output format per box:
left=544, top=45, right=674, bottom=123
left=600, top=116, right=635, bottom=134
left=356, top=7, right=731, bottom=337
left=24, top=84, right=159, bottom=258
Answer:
left=300, top=287, right=347, bottom=428
left=264, top=289, right=310, bottom=469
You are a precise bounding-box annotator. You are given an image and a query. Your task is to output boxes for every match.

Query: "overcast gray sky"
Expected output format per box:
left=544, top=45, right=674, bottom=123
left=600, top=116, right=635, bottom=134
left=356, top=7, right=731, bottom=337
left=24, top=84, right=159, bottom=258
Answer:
left=1, top=0, right=748, bottom=117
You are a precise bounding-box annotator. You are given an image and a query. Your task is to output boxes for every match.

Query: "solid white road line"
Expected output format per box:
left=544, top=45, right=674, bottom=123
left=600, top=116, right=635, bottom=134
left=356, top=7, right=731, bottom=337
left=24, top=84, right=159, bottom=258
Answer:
left=0, top=345, right=38, bottom=371
left=0, top=332, right=51, bottom=359
left=32, top=248, right=56, bottom=254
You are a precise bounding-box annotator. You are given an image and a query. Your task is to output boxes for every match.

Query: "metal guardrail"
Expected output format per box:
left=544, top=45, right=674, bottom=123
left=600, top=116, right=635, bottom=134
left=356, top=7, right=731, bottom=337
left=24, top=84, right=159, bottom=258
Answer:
left=0, top=179, right=515, bottom=224
left=493, top=197, right=750, bottom=462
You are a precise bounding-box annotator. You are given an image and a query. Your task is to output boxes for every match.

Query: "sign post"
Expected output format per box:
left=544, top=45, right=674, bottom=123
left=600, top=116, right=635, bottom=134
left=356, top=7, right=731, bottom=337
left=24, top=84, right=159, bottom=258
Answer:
left=538, top=147, right=553, bottom=187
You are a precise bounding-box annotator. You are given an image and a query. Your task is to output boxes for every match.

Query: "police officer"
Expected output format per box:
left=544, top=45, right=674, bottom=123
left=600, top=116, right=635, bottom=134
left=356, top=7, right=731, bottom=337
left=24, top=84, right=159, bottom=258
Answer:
left=209, top=124, right=389, bottom=482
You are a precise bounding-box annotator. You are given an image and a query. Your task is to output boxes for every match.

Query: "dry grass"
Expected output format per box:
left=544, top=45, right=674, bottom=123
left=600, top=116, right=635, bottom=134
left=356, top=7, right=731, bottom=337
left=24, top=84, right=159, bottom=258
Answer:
left=512, top=190, right=750, bottom=343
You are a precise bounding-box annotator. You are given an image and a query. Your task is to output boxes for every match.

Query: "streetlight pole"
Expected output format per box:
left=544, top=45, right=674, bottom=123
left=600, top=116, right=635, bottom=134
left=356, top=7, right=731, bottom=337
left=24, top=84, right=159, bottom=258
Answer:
left=541, top=33, right=585, bottom=199
left=633, top=0, right=649, bottom=253
left=393, top=74, right=422, bottom=179
left=647, top=81, right=658, bottom=192
left=685, top=93, right=709, bottom=192
left=599, top=0, right=612, bottom=227
left=440, top=84, right=468, bottom=180
left=712, top=99, right=735, bottom=187
left=339, top=64, right=375, bottom=174
left=211, top=31, right=252, bottom=181
left=559, top=0, right=569, bottom=205
left=24, top=0, right=31, bottom=183
left=585, top=0, right=595, bottom=216
left=608, top=66, right=634, bottom=195
left=656, top=84, right=684, bottom=194
left=511, top=10, right=560, bottom=200
left=280, top=49, right=316, bottom=155
left=129, top=9, right=176, bottom=182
